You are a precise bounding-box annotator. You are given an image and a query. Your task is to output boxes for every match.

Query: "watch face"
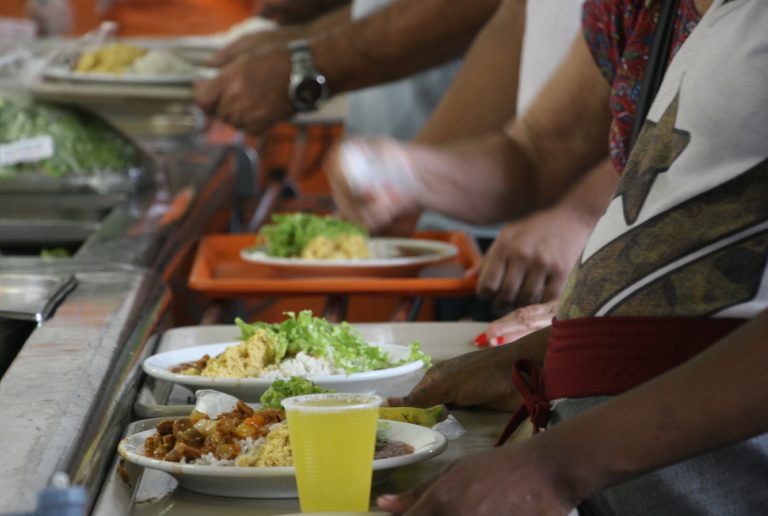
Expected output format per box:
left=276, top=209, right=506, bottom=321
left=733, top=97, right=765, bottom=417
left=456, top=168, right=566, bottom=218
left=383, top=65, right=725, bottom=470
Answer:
left=294, top=77, right=326, bottom=110
left=295, top=78, right=324, bottom=107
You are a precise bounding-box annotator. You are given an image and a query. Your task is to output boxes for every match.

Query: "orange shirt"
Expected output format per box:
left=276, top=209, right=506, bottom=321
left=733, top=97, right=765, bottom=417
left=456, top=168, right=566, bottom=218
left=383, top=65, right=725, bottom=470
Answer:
left=102, top=0, right=260, bottom=36
left=0, top=1, right=26, bottom=17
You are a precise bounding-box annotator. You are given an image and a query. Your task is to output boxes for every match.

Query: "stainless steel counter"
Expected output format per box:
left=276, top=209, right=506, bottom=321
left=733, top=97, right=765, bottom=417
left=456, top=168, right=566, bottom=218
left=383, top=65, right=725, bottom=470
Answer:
left=0, top=262, right=170, bottom=512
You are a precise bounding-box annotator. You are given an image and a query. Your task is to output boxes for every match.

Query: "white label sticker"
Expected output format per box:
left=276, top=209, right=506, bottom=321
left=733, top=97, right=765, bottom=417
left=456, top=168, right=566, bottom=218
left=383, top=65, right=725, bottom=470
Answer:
left=0, top=136, right=55, bottom=166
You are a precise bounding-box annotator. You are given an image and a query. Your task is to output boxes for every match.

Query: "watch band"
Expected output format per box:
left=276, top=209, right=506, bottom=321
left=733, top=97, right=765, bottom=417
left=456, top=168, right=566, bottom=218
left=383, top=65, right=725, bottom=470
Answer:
left=288, top=39, right=315, bottom=69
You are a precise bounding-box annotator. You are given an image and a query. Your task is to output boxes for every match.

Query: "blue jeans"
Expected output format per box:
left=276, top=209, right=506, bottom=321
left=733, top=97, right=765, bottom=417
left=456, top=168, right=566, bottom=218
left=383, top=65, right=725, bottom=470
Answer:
left=550, top=397, right=768, bottom=516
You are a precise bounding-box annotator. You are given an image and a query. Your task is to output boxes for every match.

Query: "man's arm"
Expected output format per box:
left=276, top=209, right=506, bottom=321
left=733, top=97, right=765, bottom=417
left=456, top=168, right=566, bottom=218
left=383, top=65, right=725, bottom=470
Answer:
left=416, top=0, right=526, bottom=145
left=328, top=34, right=612, bottom=230
left=212, top=3, right=352, bottom=66
left=196, top=0, right=500, bottom=134
left=311, top=0, right=500, bottom=94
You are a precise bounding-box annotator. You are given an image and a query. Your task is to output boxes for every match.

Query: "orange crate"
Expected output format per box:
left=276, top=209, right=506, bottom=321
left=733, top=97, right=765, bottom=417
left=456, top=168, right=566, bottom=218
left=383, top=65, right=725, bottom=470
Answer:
left=188, top=231, right=481, bottom=298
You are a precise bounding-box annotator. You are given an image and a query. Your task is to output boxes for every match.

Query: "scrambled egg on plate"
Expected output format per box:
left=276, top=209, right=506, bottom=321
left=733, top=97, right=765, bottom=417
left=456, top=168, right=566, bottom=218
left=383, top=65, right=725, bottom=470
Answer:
left=181, top=328, right=275, bottom=378
left=75, top=42, right=147, bottom=74
left=236, top=423, right=292, bottom=467
left=300, top=233, right=371, bottom=260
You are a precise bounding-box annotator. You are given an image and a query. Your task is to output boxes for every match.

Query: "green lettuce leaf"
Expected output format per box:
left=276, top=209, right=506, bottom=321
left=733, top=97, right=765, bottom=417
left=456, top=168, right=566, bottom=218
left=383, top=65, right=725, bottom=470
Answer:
left=234, top=310, right=431, bottom=374
left=256, top=212, right=367, bottom=257
left=259, top=377, right=334, bottom=409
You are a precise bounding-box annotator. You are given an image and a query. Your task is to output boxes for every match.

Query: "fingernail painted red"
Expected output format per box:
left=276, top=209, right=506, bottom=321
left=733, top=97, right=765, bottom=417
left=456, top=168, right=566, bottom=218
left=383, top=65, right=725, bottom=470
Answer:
left=474, top=333, right=489, bottom=346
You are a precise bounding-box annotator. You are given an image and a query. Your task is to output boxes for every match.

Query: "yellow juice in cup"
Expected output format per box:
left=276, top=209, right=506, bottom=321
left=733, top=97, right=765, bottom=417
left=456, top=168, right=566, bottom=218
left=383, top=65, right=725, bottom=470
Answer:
left=282, top=393, right=381, bottom=512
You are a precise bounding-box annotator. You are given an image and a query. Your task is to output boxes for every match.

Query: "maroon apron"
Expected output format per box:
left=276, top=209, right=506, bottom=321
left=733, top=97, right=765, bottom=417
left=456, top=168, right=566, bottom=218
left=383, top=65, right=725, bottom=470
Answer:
left=495, top=316, right=746, bottom=446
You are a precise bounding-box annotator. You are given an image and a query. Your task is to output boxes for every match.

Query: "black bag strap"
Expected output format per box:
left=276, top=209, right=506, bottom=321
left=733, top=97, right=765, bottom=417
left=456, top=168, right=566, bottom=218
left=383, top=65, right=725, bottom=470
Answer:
left=629, top=0, right=682, bottom=149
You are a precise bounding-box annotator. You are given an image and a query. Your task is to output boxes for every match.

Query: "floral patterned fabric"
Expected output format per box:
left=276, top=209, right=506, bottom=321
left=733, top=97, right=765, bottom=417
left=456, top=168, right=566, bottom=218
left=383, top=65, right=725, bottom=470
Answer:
left=582, top=0, right=700, bottom=174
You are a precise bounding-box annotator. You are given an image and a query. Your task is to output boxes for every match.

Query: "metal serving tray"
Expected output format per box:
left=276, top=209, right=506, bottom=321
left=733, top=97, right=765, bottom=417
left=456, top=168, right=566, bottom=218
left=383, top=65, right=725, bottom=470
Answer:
left=0, top=272, right=77, bottom=322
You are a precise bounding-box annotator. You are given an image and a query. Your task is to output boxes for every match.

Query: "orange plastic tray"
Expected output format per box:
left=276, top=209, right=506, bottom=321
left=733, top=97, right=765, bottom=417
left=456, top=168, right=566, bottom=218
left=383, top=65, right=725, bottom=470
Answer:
left=188, top=231, right=481, bottom=298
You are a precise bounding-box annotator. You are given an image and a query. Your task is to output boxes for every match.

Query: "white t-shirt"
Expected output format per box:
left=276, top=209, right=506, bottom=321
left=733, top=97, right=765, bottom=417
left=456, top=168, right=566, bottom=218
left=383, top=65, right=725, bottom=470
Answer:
left=345, top=0, right=462, bottom=141
left=346, top=0, right=584, bottom=136
left=558, top=0, right=768, bottom=320
left=517, top=0, right=584, bottom=114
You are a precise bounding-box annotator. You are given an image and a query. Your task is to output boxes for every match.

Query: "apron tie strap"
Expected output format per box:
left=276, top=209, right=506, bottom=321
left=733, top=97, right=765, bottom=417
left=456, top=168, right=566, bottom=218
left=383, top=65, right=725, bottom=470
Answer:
left=494, top=359, right=549, bottom=447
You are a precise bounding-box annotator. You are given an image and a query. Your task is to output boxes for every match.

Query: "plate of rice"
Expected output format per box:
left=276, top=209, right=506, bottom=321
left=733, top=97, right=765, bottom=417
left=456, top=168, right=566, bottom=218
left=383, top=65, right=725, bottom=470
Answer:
left=117, top=393, right=447, bottom=498
left=142, top=311, right=431, bottom=400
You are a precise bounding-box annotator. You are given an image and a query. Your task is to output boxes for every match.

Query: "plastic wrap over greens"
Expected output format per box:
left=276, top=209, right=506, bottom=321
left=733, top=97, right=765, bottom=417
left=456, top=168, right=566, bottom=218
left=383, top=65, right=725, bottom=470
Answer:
left=0, top=95, right=149, bottom=193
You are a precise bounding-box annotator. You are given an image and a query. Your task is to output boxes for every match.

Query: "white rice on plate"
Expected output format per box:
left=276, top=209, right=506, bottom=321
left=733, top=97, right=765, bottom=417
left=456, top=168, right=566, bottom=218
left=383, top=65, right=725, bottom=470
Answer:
left=178, top=421, right=291, bottom=467
left=181, top=435, right=265, bottom=466
left=258, top=351, right=343, bottom=380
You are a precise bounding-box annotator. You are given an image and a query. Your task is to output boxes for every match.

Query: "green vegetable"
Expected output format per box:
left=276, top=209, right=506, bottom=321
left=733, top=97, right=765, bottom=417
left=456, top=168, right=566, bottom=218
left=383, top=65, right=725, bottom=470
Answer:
left=259, top=377, right=334, bottom=409
left=0, top=96, right=139, bottom=180
left=40, top=247, right=70, bottom=258
left=256, top=212, right=367, bottom=257
left=235, top=310, right=431, bottom=374
left=402, top=341, right=432, bottom=369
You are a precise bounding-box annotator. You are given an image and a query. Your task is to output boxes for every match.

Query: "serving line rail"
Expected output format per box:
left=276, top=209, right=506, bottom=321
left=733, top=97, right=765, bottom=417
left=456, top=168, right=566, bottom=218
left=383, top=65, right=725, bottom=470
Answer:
left=0, top=262, right=171, bottom=513
left=91, top=321, right=530, bottom=515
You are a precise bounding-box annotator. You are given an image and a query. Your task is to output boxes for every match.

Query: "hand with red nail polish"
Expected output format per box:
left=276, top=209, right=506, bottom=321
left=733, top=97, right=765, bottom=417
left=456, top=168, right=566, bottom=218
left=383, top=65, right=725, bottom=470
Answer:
left=481, top=300, right=558, bottom=346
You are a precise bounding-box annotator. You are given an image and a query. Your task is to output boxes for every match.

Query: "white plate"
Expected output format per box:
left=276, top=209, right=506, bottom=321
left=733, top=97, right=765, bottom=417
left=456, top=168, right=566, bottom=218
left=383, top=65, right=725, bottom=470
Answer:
left=118, top=419, right=447, bottom=498
left=239, top=237, right=458, bottom=278
left=142, top=342, right=426, bottom=401
left=42, top=64, right=217, bottom=85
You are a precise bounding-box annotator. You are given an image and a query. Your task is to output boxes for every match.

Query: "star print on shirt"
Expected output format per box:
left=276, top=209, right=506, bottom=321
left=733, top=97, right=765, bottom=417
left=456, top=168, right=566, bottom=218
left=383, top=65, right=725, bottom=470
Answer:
left=615, top=93, right=690, bottom=225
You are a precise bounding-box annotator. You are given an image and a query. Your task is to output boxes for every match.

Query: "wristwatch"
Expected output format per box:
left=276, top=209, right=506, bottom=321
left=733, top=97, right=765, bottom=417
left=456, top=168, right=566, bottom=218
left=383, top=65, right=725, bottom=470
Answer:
left=287, top=39, right=329, bottom=112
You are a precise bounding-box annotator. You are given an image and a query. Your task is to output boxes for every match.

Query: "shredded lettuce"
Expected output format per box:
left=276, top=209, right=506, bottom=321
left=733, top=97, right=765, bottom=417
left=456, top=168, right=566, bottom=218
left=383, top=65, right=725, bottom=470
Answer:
left=256, top=212, right=367, bottom=257
left=259, top=377, right=334, bottom=409
left=401, top=341, right=432, bottom=369
left=234, top=311, right=431, bottom=374
left=0, top=96, right=139, bottom=179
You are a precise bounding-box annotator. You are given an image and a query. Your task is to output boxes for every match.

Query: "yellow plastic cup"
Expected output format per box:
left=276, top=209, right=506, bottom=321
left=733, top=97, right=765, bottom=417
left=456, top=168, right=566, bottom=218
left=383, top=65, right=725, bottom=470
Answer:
left=282, top=392, right=382, bottom=513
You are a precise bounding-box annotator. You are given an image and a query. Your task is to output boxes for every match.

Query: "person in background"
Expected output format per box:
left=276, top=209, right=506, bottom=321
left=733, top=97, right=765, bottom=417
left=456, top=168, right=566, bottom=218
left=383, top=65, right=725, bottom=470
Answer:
left=196, top=0, right=510, bottom=322
left=325, top=0, right=616, bottom=336
left=194, top=0, right=501, bottom=135
left=373, top=0, right=768, bottom=514
left=204, top=0, right=604, bottom=330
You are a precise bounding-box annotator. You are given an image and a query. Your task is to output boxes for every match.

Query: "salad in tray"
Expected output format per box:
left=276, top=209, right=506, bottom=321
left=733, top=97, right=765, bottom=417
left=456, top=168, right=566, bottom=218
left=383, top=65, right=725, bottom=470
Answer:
left=0, top=95, right=145, bottom=191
